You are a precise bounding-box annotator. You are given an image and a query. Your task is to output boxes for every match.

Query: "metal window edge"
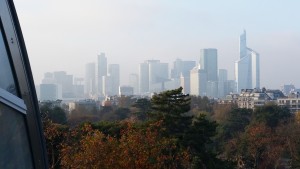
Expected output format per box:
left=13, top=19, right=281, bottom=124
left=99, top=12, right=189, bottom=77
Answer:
left=0, top=88, right=27, bottom=114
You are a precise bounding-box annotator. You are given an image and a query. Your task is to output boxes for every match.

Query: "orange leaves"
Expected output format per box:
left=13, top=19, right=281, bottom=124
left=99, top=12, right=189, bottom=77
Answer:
left=226, top=123, right=286, bottom=168
left=60, top=122, right=190, bottom=169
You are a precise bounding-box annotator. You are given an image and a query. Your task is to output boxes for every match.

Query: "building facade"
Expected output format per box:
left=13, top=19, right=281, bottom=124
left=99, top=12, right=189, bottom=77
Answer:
left=237, top=89, right=272, bottom=110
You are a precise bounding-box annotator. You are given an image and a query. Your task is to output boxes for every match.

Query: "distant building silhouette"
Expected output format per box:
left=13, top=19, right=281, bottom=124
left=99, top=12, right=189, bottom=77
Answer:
left=129, top=74, right=139, bottom=94
left=139, top=60, right=168, bottom=94
left=200, top=48, right=218, bottom=82
left=40, top=84, right=62, bottom=101
left=107, top=64, right=120, bottom=96
left=40, top=71, right=75, bottom=99
left=85, top=62, right=96, bottom=97
left=119, top=86, right=134, bottom=96
left=97, top=53, right=107, bottom=96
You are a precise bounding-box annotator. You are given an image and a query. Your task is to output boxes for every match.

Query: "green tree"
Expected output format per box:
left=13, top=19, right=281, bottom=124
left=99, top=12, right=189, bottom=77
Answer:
left=132, top=98, right=151, bottom=121
left=254, top=104, right=291, bottom=128
left=40, top=103, right=67, bottom=124
left=221, top=108, right=252, bottom=140
left=150, top=87, right=192, bottom=136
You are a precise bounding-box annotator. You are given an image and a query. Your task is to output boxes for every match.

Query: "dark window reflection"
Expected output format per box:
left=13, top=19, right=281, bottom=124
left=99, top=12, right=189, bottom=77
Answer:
left=0, top=28, right=17, bottom=96
left=0, top=102, right=34, bottom=169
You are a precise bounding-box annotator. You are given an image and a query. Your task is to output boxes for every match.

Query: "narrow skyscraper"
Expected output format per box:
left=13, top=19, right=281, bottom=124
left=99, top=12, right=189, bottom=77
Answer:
left=199, top=48, right=218, bottom=97
left=235, top=30, right=260, bottom=93
left=200, top=48, right=218, bottom=82
left=108, top=64, right=120, bottom=95
left=85, top=62, right=96, bottom=97
left=97, top=53, right=107, bottom=96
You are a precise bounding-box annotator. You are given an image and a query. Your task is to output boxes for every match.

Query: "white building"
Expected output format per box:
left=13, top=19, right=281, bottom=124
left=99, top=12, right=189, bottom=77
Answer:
left=235, top=30, right=260, bottom=93
left=237, top=89, right=271, bottom=110
left=180, top=72, right=191, bottom=94
left=278, top=98, right=300, bottom=113
left=190, top=66, right=207, bottom=96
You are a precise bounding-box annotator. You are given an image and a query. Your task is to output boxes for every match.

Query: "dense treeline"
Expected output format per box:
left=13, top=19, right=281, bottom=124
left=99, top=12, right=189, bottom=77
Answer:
left=41, top=87, right=300, bottom=169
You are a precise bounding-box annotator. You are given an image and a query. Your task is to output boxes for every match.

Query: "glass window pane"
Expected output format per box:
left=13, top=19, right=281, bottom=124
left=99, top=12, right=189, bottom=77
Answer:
left=0, top=28, right=17, bottom=96
left=0, top=102, right=33, bottom=169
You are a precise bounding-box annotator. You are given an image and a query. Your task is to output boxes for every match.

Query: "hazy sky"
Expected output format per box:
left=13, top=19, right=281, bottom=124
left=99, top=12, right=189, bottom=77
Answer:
left=14, top=0, right=300, bottom=89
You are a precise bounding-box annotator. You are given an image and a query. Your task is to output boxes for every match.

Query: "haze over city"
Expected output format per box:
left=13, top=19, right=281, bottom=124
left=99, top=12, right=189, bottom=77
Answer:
left=14, top=0, right=300, bottom=89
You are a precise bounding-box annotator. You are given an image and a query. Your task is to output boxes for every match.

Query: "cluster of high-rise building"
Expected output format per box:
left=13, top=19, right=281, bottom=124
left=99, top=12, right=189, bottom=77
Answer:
left=38, top=30, right=262, bottom=101
left=85, top=53, right=120, bottom=99
left=38, top=71, right=84, bottom=101
left=135, top=49, right=235, bottom=98
left=134, top=30, right=260, bottom=98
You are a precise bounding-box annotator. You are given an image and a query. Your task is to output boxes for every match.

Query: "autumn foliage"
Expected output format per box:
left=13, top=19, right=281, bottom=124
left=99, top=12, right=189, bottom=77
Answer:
left=59, top=122, right=190, bottom=169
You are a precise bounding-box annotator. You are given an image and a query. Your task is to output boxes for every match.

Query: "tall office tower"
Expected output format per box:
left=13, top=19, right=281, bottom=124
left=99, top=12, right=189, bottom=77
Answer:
left=41, top=72, right=55, bottom=84
left=171, top=59, right=196, bottom=79
left=73, top=78, right=84, bottom=98
left=129, top=73, right=139, bottom=94
left=102, top=75, right=112, bottom=96
left=235, top=30, right=260, bottom=93
left=139, top=62, right=150, bottom=94
left=107, top=64, right=120, bottom=96
left=190, top=66, right=207, bottom=96
left=180, top=73, right=191, bottom=94
left=224, top=80, right=236, bottom=95
left=239, top=30, right=247, bottom=59
left=40, top=84, right=62, bottom=101
left=139, top=60, right=168, bottom=94
left=149, top=61, right=168, bottom=92
left=218, top=69, right=228, bottom=98
left=85, top=62, right=96, bottom=97
left=53, top=71, right=74, bottom=98
left=206, top=81, right=218, bottom=98
left=199, top=48, right=218, bottom=98
left=97, top=53, right=107, bottom=96
left=200, top=48, right=218, bottom=81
